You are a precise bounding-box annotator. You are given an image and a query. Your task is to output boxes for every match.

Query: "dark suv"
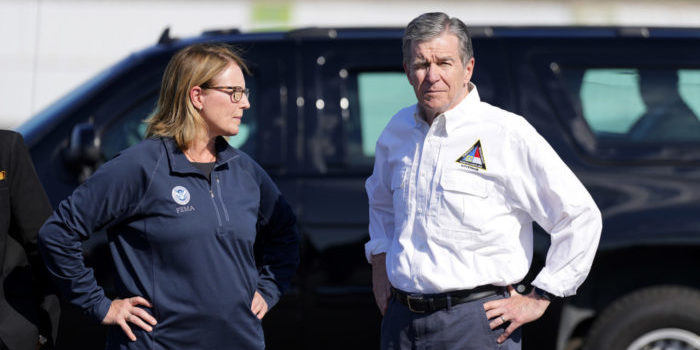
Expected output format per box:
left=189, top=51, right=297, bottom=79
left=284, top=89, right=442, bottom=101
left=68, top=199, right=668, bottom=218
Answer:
left=19, top=26, right=700, bottom=350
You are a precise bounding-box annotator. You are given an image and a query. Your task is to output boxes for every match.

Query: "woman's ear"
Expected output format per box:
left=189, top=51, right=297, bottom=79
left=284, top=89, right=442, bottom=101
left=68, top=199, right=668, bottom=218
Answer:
left=190, top=86, right=204, bottom=110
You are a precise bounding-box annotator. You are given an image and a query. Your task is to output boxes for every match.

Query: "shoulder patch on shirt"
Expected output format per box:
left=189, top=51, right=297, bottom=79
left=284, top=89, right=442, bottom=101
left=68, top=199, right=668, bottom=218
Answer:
left=171, top=186, right=191, bottom=205
left=456, top=140, right=487, bottom=171
left=0, top=170, right=5, bottom=181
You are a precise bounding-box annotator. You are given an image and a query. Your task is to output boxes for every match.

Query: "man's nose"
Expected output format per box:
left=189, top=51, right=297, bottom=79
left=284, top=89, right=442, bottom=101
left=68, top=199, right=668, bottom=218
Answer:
left=426, top=64, right=441, bottom=83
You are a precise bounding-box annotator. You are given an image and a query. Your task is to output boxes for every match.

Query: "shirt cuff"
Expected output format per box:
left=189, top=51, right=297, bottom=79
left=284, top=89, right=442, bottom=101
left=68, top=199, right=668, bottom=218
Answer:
left=532, top=264, right=583, bottom=297
left=364, top=238, right=389, bottom=263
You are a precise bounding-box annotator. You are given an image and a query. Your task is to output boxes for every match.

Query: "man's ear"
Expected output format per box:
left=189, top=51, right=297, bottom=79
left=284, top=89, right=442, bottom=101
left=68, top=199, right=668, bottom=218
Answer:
left=190, top=86, right=205, bottom=110
left=404, top=63, right=413, bottom=85
left=463, top=57, right=475, bottom=86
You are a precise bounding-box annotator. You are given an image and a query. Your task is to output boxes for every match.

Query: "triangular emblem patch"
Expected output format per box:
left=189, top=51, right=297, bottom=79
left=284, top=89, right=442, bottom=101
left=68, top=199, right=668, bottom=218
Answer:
left=456, top=140, right=486, bottom=170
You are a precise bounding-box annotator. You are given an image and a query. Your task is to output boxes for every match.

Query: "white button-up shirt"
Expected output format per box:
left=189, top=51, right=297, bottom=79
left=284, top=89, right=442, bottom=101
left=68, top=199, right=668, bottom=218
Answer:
left=365, top=84, right=602, bottom=297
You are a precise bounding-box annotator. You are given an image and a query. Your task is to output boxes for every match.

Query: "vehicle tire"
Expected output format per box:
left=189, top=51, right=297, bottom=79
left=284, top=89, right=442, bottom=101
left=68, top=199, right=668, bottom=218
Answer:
left=582, top=285, right=700, bottom=350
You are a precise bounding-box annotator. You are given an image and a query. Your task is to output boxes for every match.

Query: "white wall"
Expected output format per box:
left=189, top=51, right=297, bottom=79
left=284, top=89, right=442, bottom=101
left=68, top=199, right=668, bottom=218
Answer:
left=2, top=0, right=700, bottom=129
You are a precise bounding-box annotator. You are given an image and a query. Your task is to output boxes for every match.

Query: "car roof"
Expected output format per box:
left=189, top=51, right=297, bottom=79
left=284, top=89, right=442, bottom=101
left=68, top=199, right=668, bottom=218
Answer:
left=18, top=25, right=700, bottom=145
left=158, top=25, right=700, bottom=46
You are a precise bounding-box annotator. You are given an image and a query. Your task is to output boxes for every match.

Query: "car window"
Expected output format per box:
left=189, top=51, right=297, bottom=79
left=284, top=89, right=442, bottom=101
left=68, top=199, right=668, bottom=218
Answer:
left=678, top=69, right=700, bottom=118
left=345, top=71, right=416, bottom=166
left=563, top=67, right=700, bottom=142
left=100, top=81, right=258, bottom=161
left=100, top=95, right=155, bottom=160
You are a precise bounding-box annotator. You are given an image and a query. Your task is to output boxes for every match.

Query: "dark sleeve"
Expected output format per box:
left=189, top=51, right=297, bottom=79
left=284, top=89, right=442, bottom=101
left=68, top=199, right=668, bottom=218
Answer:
left=254, top=167, right=300, bottom=309
left=7, top=132, right=52, bottom=254
left=6, top=132, right=60, bottom=343
left=38, top=150, right=150, bottom=322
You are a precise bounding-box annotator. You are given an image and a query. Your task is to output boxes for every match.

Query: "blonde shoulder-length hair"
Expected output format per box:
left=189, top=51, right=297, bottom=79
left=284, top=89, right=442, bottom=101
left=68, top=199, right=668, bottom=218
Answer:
left=145, top=43, right=249, bottom=150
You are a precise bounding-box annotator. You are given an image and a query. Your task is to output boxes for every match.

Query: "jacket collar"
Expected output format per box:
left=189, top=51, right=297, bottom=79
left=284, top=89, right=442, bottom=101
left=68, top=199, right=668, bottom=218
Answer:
left=162, top=136, right=240, bottom=175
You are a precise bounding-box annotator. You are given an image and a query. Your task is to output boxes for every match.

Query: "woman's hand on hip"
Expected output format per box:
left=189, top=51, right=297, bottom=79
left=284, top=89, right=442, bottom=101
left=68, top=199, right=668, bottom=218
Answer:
left=251, top=291, right=269, bottom=319
left=102, top=296, right=158, bottom=341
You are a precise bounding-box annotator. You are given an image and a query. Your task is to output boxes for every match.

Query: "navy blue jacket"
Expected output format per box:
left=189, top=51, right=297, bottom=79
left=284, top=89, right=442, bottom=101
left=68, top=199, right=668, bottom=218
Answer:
left=39, top=137, right=299, bottom=349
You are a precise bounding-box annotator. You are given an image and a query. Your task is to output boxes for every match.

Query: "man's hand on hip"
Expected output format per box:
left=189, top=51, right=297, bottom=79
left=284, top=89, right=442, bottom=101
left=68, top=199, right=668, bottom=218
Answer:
left=371, top=253, right=392, bottom=315
left=483, top=285, right=551, bottom=344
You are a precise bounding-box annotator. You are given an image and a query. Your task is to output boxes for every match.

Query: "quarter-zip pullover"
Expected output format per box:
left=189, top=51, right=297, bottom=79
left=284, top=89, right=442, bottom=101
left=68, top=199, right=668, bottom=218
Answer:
left=39, top=137, right=299, bottom=349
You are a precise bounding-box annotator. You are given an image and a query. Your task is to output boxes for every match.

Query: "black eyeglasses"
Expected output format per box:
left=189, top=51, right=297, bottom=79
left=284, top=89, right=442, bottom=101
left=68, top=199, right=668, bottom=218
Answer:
left=201, top=85, right=250, bottom=102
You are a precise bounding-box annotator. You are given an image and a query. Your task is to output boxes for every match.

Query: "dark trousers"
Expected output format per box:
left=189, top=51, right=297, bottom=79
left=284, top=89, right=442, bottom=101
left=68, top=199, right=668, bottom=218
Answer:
left=381, top=289, right=521, bottom=350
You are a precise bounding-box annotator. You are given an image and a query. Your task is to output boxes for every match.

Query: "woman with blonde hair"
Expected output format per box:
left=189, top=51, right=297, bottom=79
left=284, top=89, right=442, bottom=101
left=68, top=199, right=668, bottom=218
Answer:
left=39, top=43, right=299, bottom=349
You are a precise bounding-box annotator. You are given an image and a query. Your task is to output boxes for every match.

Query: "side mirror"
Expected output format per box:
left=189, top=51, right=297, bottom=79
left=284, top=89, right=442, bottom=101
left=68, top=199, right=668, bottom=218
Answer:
left=64, top=123, right=100, bottom=181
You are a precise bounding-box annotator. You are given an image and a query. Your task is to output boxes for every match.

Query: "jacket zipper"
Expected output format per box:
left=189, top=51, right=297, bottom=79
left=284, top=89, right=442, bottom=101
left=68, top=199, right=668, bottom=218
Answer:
left=215, top=176, right=230, bottom=222
left=209, top=186, right=223, bottom=227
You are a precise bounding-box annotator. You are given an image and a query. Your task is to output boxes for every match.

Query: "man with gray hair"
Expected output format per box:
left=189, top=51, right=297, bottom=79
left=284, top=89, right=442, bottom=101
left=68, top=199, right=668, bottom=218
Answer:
left=365, top=12, right=602, bottom=349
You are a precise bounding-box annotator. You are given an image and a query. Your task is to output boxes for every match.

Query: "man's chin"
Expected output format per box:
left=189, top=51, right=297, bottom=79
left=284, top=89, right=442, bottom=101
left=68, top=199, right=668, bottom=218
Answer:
left=419, top=103, right=447, bottom=117
left=420, top=97, right=446, bottom=108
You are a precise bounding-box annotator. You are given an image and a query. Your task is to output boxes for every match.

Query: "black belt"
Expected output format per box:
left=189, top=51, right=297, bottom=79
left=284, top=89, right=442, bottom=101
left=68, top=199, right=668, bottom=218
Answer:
left=392, top=285, right=501, bottom=313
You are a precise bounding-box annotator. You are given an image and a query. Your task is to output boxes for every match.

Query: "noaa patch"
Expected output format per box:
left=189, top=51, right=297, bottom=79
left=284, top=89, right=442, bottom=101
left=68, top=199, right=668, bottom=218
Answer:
left=171, top=186, right=191, bottom=205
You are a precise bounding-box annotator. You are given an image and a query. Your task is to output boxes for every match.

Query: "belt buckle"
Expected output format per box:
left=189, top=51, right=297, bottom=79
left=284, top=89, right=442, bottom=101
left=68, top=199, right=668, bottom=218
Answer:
left=406, top=294, right=425, bottom=313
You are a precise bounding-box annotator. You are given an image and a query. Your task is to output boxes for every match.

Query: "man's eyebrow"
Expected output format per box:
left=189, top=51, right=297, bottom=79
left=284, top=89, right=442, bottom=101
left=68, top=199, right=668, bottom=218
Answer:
left=412, top=55, right=455, bottom=64
left=436, top=56, right=455, bottom=62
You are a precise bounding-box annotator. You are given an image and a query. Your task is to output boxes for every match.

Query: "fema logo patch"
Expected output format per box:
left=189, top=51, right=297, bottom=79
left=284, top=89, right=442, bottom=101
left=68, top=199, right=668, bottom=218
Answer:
left=171, top=186, right=191, bottom=205
left=456, top=140, right=486, bottom=171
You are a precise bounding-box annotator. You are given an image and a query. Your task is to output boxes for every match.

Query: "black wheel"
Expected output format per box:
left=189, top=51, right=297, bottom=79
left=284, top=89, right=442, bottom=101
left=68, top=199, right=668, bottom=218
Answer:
left=583, top=286, right=700, bottom=350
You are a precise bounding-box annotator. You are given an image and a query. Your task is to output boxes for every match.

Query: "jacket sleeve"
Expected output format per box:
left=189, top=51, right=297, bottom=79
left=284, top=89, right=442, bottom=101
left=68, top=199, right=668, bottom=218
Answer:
left=253, top=166, right=300, bottom=309
left=38, top=152, right=148, bottom=322
left=504, top=122, right=602, bottom=297
left=6, top=132, right=60, bottom=344
left=364, top=136, right=394, bottom=262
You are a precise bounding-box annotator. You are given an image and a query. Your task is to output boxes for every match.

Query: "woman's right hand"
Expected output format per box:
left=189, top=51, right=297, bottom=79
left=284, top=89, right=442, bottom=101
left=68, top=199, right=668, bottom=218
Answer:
left=102, top=297, right=158, bottom=341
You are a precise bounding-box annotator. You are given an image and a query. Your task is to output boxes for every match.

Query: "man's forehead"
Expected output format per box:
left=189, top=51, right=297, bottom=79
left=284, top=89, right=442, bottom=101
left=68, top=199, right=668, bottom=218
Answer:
left=410, top=33, right=460, bottom=59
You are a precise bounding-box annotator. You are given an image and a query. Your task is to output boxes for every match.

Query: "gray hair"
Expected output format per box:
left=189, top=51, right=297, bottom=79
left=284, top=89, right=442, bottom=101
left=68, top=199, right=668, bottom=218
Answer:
left=402, top=12, right=473, bottom=68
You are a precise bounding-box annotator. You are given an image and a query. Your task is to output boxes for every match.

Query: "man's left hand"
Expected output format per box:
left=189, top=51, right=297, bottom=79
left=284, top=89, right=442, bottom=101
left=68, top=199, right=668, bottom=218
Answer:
left=251, top=291, right=269, bottom=319
left=483, top=285, right=551, bottom=344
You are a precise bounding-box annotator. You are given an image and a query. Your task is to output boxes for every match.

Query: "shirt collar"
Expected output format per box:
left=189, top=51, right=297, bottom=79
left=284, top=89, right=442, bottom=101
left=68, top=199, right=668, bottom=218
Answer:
left=412, top=108, right=428, bottom=129
left=412, top=82, right=481, bottom=135
left=163, top=136, right=239, bottom=175
left=442, top=82, right=481, bottom=136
